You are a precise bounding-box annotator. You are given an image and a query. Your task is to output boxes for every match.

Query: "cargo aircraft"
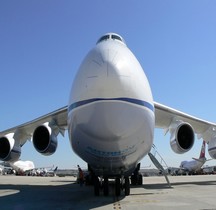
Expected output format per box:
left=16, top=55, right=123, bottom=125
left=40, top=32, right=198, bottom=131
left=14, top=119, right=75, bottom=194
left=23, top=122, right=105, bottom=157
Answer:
left=0, top=160, right=57, bottom=176
left=9, top=160, right=35, bottom=175
left=0, top=160, right=34, bottom=175
left=1, top=33, right=216, bottom=196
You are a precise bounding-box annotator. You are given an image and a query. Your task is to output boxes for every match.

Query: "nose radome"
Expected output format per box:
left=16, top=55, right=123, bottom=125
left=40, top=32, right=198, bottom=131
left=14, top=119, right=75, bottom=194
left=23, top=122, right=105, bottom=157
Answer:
left=91, top=48, right=131, bottom=79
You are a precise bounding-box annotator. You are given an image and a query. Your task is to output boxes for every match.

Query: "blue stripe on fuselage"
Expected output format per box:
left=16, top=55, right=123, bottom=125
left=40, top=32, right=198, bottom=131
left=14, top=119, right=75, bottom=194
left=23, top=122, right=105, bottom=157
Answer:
left=68, top=98, right=154, bottom=113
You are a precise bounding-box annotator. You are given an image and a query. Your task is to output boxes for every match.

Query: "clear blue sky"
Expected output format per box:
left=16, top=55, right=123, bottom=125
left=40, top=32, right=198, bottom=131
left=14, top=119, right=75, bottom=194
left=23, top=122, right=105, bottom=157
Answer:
left=0, top=1, right=216, bottom=169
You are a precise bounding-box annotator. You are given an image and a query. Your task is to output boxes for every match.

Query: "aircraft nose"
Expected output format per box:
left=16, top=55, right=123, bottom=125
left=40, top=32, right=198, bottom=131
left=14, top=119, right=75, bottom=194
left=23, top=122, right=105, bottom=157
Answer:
left=84, top=49, right=132, bottom=96
left=88, top=47, right=131, bottom=79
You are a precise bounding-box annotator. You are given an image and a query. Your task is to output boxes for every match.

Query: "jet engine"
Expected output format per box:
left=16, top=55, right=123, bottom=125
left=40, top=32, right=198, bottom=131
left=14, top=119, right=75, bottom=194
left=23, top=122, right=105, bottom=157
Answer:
left=170, top=122, right=195, bottom=154
left=0, top=133, right=21, bottom=161
left=33, top=123, right=57, bottom=156
left=208, top=137, right=216, bottom=159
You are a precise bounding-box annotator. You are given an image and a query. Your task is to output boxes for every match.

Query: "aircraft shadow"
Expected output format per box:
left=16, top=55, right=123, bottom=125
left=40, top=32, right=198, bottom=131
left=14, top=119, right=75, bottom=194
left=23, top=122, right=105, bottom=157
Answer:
left=142, top=179, right=216, bottom=190
left=0, top=181, right=119, bottom=210
left=2, top=177, right=215, bottom=209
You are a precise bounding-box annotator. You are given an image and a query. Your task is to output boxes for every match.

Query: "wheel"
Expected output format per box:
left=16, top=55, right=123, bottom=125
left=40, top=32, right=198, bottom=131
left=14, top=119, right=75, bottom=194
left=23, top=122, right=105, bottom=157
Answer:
left=124, top=177, right=130, bottom=196
left=138, top=174, right=143, bottom=185
left=131, top=175, right=137, bottom=185
left=115, top=177, right=121, bottom=196
left=103, top=177, right=109, bottom=196
left=94, top=176, right=100, bottom=196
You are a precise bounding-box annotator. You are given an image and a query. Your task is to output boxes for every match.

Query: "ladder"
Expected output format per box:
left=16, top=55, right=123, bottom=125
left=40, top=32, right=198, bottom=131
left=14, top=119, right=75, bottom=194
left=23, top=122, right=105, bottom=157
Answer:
left=148, top=144, right=171, bottom=187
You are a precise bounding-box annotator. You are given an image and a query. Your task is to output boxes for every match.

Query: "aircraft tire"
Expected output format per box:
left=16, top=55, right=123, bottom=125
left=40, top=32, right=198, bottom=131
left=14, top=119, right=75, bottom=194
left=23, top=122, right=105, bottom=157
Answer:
left=138, top=174, right=143, bottom=185
left=131, top=175, right=137, bottom=185
left=103, top=177, right=109, bottom=196
left=94, top=176, right=100, bottom=196
left=115, top=177, right=121, bottom=196
left=124, top=177, right=130, bottom=196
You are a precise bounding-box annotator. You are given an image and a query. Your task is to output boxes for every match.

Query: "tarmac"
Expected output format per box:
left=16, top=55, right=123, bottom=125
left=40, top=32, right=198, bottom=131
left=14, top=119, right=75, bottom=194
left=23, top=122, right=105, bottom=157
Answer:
left=0, top=174, right=216, bottom=210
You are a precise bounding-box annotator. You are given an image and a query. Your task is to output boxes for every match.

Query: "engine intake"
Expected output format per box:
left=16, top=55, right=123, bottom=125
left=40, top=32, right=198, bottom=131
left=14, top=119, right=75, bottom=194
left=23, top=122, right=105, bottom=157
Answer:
left=170, top=122, right=194, bottom=154
left=33, top=123, right=57, bottom=156
left=0, top=133, right=21, bottom=161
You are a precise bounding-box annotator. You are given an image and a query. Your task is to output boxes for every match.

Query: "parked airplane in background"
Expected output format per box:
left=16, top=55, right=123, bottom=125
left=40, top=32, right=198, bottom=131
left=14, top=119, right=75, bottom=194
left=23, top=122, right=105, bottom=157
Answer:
left=0, top=160, right=35, bottom=175
left=25, top=165, right=58, bottom=176
left=0, top=160, right=57, bottom=176
left=1, top=33, right=216, bottom=196
left=0, top=166, right=3, bottom=175
left=179, top=141, right=207, bottom=174
left=9, top=160, right=35, bottom=175
left=49, top=166, right=58, bottom=176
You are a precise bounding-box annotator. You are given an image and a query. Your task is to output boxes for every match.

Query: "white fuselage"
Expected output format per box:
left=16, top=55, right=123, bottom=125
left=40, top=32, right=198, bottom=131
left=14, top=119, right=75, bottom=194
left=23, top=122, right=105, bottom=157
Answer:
left=180, top=158, right=206, bottom=172
left=9, top=160, right=35, bottom=173
left=68, top=35, right=155, bottom=176
left=180, top=141, right=206, bottom=173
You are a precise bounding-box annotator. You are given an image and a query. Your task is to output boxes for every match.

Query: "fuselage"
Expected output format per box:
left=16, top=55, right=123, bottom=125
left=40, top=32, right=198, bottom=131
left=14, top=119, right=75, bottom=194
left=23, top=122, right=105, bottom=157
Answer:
left=180, top=141, right=206, bottom=173
left=67, top=33, right=155, bottom=176
left=9, top=160, right=35, bottom=173
left=180, top=158, right=206, bottom=172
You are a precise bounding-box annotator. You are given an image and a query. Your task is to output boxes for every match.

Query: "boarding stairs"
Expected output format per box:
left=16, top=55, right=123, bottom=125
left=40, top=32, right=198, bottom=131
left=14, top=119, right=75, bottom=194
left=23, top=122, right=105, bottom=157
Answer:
left=148, top=144, right=171, bottom=187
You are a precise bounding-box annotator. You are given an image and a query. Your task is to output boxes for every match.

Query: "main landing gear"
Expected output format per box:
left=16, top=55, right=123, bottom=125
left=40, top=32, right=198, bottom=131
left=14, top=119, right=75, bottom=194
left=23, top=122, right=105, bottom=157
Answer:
left=131, top=173, right=143, bottom=185
left=130, top=163, right=143, bottom=186
left=89, top=164, right=143, bottom=196
left=93, top=176, right=131, bottom=196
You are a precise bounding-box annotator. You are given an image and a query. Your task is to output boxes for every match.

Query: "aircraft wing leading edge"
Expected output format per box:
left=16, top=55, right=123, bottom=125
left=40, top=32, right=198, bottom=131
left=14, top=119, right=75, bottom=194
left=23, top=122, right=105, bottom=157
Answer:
left=154, top=102, right=216, bottom=142
left=0, top=102, right=216, bottom=155
left=0, top=106, right=68, bottom=146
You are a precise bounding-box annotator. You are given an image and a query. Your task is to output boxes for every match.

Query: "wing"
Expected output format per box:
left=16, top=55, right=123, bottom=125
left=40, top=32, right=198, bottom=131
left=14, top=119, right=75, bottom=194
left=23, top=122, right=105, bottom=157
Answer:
left=0, top=106, right=68, bottom=147
left=1, top=102, right=216, bottom=162
left=154, top=101, right=216, bottom=143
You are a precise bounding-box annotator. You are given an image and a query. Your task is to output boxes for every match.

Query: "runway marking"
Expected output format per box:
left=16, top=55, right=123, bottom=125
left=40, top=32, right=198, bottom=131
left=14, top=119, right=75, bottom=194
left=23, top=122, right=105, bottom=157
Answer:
left=113, top=197, right=122, bottom=210
left=0, top=189, right=20, bottom=197
left=200, top=209, right=216, bottom=210
left=112, top=197, right=159, bottom=209
left=133, top=199, right=159, bottom=203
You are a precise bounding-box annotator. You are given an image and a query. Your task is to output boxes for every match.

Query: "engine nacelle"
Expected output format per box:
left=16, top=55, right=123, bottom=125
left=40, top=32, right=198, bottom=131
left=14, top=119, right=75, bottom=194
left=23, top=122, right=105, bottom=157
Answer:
left=0, top=133, right=21, bottom=161
left=208, top=137, right=216, bottom=159
left=33, top=123, right=57, bottom=156
left=170, top=122, right=195, bottom=154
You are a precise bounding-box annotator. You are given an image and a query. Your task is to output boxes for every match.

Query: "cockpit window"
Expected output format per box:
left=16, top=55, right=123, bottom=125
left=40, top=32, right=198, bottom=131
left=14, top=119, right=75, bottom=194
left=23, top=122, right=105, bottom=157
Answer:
left=111, top=34, right=122, bottom=42
left=96, top=33, right=126, bottom=45
left=96, top=35, right=110, bottom=44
